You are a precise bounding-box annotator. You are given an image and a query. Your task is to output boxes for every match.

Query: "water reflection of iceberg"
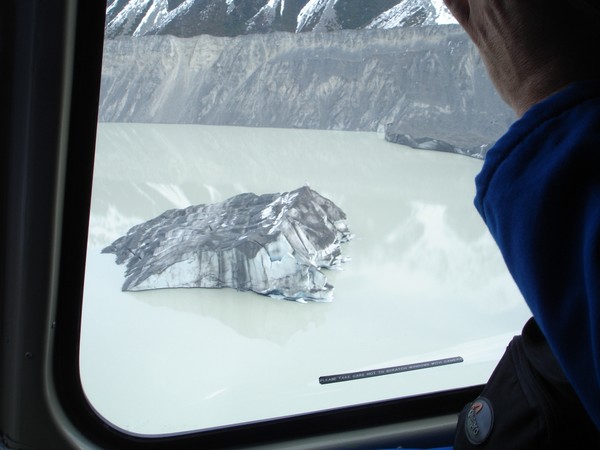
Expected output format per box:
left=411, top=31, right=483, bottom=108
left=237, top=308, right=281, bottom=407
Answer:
left=132, top=286, right=331, bottom=344
left=102, top=186, right=352, bottom=302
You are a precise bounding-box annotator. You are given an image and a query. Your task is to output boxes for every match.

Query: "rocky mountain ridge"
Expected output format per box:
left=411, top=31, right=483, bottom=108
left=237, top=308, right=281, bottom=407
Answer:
left=105, top=0, right=456, bottom=38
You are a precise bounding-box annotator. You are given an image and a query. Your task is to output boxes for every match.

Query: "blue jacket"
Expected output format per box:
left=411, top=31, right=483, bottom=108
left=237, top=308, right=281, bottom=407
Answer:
left=474, top=80, right=600, bottom=429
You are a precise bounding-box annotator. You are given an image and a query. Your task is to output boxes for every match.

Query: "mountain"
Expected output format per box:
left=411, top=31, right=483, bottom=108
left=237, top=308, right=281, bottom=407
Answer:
left=104, top=0, right=457, bottom=38
left=98, top=25, right=514, bottom=150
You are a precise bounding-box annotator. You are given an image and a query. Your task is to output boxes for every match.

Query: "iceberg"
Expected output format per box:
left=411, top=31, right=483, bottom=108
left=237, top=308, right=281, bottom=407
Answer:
left=102, top=186, right=352, bottom=302
left=384, top=131, right=491, bottom=159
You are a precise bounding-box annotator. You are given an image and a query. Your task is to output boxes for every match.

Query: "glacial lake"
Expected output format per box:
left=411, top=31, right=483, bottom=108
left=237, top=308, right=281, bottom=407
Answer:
left=80, top=123, right=531, bottom=435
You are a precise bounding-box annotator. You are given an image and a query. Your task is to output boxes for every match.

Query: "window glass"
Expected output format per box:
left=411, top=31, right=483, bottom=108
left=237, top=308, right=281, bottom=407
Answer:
left=81, top=0, right=530, bottom=435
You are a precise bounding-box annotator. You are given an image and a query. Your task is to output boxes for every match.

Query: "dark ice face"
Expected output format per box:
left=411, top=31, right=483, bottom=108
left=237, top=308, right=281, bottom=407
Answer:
left=102, top=186, right=352, bottom=302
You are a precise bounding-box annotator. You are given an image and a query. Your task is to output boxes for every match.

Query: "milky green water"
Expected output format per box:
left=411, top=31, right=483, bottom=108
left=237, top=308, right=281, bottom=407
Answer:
left=80, top=123, right=530, bottom=435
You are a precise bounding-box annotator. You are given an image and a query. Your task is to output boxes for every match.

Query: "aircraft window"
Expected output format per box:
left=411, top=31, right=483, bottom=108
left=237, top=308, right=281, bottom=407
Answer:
left=81, top=0, right=530, bottom=435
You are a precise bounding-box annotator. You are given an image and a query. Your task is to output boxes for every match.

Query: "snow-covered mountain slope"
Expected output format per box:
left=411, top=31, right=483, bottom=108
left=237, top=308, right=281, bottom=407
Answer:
left=98, top=26, right=513, bottom=149
left=104, top=0, right=457, bottom=38
left=365, top=0, right=456, bottom=28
